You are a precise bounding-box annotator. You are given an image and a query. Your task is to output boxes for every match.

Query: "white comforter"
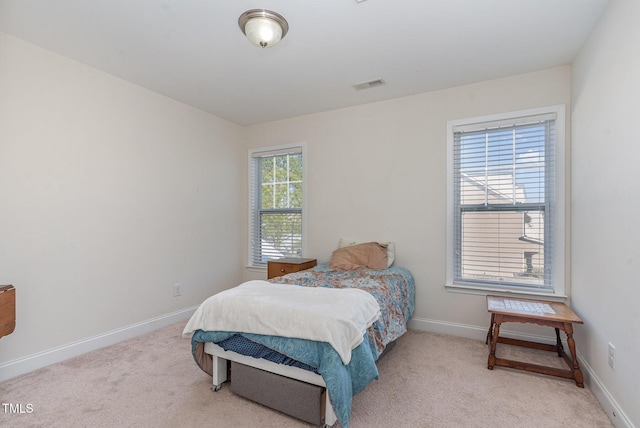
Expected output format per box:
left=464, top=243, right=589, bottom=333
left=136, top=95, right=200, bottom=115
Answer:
left=182, top=280, right=381, bottom=364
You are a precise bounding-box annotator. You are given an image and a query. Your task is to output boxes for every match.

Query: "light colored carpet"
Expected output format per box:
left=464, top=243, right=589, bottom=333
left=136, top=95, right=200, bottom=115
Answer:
left=0, top=323, right=612, bottom=427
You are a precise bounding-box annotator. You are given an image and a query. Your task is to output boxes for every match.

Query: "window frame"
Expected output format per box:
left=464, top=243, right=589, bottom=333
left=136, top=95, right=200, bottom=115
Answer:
left=247, top=142, right=307, bottom=269
left=445, top=105, right=566, bottom=297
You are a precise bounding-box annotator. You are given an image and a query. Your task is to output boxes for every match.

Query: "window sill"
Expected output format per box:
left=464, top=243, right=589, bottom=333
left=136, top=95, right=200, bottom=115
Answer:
left=445, top=283, right=567, bottom=302
left=245, top=265, right=267, bottom=273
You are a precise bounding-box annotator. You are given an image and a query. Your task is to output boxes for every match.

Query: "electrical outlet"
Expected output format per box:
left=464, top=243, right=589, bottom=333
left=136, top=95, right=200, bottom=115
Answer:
left=173, top=283, right=182, bottom=297
left=608, top=342, right=615, bottom=369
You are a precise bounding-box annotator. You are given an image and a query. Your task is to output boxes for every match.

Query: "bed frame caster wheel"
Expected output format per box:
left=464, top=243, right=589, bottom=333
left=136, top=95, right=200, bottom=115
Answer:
left=212, top=385, right=222, bottom=392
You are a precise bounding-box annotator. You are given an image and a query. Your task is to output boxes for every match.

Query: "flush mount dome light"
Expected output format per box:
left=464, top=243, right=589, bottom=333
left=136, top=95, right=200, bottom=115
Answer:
left=238, top=9, right=289, bottom=48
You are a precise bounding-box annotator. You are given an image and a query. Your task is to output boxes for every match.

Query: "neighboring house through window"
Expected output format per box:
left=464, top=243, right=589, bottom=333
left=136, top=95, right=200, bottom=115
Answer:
left=446, top=106, right=565, bottom=295
left=249, top=144, right=306, bottom=268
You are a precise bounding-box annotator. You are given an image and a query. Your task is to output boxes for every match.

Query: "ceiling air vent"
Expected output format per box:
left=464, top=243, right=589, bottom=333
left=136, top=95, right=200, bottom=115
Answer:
left=352, top=78, right=386, bottom=91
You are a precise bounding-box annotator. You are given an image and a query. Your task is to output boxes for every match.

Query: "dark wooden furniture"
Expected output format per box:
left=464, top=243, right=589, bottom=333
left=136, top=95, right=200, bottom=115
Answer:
left=486, top=295, right=584, bottom=387
left=267, top=258, right=317, bottom=279
left=0, top=285, right=16, bottom=339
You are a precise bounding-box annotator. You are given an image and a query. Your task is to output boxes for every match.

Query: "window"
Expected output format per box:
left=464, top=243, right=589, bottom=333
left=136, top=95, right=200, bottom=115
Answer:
left=249, top=144, right=305, bottom=267
left=446, top=106, right=565, bottom=294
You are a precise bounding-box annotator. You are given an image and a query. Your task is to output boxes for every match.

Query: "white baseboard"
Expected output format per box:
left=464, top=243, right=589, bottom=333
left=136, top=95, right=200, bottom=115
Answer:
left=408, top=316, right=565, bottom=344
left=408, top=317, right=490, bottom=342
left=408, top=317, right=634, bottom=428
left=580, top=357, right=635, bottom=428
left=0, top=306, right=198, bottom=383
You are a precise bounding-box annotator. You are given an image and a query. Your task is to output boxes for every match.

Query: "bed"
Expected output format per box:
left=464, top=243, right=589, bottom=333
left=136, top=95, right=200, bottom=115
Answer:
left=183, top=242, right=415, bottom=427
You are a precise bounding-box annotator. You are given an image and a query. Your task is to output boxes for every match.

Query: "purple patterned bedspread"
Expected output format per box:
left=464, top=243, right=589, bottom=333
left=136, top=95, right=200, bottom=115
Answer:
left=268, top=262, right=415, bottom=358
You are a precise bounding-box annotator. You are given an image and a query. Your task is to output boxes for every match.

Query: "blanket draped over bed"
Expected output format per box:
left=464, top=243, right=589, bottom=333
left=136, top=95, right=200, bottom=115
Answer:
left=186, top=263, right=415, bottom=428
left=182, top=280, right=381, bottom=364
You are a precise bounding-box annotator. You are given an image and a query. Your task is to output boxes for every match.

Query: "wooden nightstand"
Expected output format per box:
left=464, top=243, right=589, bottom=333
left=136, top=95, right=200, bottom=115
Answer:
left=0, top=285, right=16, bottom=339
left=267, top=258, right=317, bottom=279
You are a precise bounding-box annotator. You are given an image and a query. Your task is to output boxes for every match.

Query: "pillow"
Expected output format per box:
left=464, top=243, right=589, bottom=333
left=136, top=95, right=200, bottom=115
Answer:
left=338, top=238, right=396, bottom=267
left=327, top=242, right=388, bottom=271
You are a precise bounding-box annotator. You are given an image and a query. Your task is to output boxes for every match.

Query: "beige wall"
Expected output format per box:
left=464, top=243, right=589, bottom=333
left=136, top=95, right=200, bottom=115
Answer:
left=242, top=66, right=571, bottom=331
left=572, top=0, right=640, bottom=425
left=0, top=33, right=244, bottom=364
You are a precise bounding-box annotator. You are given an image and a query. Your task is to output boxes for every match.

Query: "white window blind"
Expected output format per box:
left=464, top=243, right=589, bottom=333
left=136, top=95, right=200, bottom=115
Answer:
left=249, top=145, right=304, bottom=267
left=451, top=111, right=559, bottom=291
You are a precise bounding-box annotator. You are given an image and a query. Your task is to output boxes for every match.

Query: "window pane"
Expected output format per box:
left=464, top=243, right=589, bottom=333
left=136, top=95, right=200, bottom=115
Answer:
left=458, top=124, right=546, bottom=206
left=289, top=182, right=302, bottom=208
left=459, top=210, right=544, bottom=286
left=275, top=156, right=288, bottom=182
left=260, top=153, right=302, bottom=209
left=289, top=155, right=303, bottom=182
left=261, top=157, right=274, bottom=184
left=274, top=183, right=289, bottom=209
left=261, top=183, right=274, bottom=209
left=259, top=211, right=302, bottom=262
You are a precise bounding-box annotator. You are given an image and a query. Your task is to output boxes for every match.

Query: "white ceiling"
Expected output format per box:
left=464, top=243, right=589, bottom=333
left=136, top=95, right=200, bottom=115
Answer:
left=0, top=0, right=608, bottom=126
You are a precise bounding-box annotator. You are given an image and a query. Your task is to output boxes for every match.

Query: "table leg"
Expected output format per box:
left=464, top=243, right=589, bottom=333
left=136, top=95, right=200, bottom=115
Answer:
left=564, top=323, right=584, bottom=388
left=555, top=328, right=564, bottom=357
left=487, top=315, right=501, bottom=370
left=486, top=313, right=495, bottom=345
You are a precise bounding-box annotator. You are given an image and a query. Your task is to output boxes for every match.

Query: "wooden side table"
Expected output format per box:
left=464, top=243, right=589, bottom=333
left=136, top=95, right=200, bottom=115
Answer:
left=267, top=258, right=317, bottom=279
left=0, top=285, right=16, bottom=339
left=486, top=295, right=584, bottom=387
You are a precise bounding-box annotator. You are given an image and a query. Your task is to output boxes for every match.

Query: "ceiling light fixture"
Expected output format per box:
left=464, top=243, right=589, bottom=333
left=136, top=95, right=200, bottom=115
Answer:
left=238, top=9, right=289, bottom=48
